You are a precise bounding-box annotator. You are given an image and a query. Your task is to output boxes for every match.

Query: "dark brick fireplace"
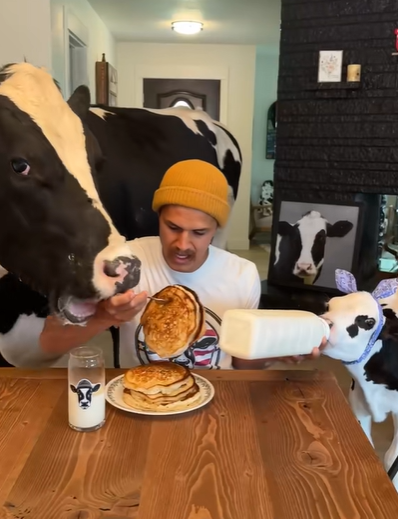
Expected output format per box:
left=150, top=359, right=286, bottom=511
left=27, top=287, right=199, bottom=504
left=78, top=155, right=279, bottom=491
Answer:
left=260, top=0, right=398, bottom=311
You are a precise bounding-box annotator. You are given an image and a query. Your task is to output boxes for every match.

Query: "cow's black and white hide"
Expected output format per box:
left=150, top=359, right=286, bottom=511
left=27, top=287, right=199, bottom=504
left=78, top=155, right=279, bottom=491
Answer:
left=273, top=211, right=353, bottom=285
left=88, top=105, right=241, bottom=250
left=0, top=62, right=242, bottom=368
left=0, top=62, right=142, bottom=325
left=320, top=269, right=398, bottom=489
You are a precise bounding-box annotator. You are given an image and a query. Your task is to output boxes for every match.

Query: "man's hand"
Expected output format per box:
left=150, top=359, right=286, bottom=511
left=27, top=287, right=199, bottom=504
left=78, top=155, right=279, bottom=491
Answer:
left=263, top=336, right=328, bottom=368
left=96, top=290, right=148, bottom=324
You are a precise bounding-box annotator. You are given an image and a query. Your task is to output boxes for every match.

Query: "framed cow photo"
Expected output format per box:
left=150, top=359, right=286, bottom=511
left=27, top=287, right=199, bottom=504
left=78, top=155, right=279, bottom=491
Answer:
left=267, top=198, right=364, bottom=294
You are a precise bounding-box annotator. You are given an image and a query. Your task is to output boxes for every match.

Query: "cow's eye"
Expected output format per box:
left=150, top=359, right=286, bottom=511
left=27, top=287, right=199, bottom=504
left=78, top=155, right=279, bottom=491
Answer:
left=11, top=159, right=30, bottom=176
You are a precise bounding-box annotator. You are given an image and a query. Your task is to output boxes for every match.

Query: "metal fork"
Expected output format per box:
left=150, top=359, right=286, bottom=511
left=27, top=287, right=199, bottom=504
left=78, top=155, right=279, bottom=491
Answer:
left=148, top=296, right=169, bottom=303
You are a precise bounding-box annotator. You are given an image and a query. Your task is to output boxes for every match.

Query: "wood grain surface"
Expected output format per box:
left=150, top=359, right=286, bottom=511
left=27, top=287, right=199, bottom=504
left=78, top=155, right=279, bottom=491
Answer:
left=0, top=369, right=396, bottom=519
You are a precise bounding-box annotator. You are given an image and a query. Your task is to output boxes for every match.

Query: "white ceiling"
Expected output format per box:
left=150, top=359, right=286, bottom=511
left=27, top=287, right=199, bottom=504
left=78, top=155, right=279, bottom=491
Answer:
left=87, top=0, right=281, bottom=46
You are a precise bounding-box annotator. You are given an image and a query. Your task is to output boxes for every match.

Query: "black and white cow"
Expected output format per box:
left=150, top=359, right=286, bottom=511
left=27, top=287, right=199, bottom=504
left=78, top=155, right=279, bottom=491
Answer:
left=0, top=62, right=241, bottom=367
left=321, top=269, right=398, bottom=489
left=70, top=379, right=101, bottom=409
left=0, top=62, right=143, bottom=324
left=87, top=104, right=241, bottom=250
left=273, top=211, right=353, bottom=285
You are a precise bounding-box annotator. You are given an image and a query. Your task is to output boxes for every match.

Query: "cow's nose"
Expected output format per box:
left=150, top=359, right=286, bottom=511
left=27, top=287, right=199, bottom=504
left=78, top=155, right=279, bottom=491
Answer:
left=103, top=259, right=120, bottom=278
left=103, top=256, right=139, bottom=278
left=102, top=255, right=142, bottom=293
left=297, top=263, right=312, bottom=272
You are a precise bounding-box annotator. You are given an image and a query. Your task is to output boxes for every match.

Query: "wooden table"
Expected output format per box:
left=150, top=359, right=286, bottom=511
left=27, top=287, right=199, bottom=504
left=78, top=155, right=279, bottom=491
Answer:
left=0, top=368, right=397, bottom=519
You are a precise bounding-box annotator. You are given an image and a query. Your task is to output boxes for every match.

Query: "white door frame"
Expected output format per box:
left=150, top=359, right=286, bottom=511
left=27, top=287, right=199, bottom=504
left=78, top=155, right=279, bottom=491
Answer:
left=134, top=65, right=229, bottom=125
left=63, top=7, right=89, bottom=99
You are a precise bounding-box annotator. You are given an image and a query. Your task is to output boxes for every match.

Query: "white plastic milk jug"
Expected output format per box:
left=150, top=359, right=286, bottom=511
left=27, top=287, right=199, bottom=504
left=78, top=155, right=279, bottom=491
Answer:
left=219, top=309, right=330, bottom=360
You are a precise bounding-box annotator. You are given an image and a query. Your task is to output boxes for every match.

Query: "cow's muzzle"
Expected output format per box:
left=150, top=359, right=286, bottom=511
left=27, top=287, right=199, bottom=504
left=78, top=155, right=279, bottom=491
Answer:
left=103, top=255, right=141, bottom=294
left=57, top=254, right=142, bottom=325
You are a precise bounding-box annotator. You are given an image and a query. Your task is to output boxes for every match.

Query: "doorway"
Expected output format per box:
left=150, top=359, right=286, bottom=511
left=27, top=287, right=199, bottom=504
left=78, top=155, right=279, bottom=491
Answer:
left=143, top=78, right=221, bottom=121
left=68, top=31, right=88, bottom=95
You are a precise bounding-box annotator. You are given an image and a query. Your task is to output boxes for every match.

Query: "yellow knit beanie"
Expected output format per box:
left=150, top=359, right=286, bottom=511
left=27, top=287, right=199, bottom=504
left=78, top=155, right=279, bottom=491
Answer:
left=152, top=159, right=230, bottom=227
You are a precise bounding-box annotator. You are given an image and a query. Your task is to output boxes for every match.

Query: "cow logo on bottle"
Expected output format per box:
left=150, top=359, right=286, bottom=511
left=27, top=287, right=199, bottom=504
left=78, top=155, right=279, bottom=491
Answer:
left=70, top=379, right=101, bottom=410
left=135, top=307, right=222, bottom=369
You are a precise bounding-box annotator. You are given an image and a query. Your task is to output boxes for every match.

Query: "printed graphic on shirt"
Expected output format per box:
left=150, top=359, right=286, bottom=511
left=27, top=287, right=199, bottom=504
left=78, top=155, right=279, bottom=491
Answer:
left=134, top=307, right=222, bottom=369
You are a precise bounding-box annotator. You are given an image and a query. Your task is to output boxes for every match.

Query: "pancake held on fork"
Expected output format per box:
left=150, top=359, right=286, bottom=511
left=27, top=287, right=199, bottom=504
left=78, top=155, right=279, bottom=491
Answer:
left=122, top=362, right=201, bottom=412
left=140, top=284, right=206, bottom=358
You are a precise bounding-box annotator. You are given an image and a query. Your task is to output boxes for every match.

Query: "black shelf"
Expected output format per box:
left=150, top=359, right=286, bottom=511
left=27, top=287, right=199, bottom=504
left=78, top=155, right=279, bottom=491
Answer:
left=305, top=82, right=361, bottom=91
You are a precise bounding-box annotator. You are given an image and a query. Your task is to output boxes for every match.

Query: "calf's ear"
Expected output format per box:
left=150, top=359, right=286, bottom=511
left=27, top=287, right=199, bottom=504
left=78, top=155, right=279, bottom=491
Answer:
left=326, top=220, right=353, bottom=238
left=379, top=309, right=398, bottom=341
left=70, top=385, right=77, bottom=393
left=92, top=383, right=101, bottom=393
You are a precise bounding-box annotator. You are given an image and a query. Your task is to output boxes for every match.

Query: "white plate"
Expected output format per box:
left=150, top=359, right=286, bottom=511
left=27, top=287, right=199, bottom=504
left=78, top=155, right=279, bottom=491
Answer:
left=105, top=373, right=215, bottom=416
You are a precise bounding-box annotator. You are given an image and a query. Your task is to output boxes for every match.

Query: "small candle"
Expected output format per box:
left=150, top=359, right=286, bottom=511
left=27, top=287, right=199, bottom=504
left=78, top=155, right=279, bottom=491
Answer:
left=347, top=64, right=361, bottom=82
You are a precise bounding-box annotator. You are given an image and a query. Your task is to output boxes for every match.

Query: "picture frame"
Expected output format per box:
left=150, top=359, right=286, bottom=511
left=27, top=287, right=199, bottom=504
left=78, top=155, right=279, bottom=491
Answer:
left=267, top=197, right=364, bottom=294
left=318, top=50, right=343, bottom=82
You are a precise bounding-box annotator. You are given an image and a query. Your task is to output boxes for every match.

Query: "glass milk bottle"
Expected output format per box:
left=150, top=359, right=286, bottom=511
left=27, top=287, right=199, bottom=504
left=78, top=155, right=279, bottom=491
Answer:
left=219, top=309, right=331, bottom=360
left=68, top=346, right=106, bottom=432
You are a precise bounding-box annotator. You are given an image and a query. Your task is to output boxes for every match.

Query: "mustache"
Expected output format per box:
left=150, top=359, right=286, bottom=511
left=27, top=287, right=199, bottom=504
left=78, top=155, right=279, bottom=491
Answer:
left=174, top=248, right=194, bottom=256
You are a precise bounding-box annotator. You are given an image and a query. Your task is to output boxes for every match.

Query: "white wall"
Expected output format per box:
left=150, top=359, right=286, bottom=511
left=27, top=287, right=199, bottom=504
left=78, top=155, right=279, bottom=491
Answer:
left=117, top=42, right=256, bottom=250
left=51, top=0, right=116, bottom=99
left=251, top=46, right=279, bottom=203
left=0, top=0, right=52, bottom=69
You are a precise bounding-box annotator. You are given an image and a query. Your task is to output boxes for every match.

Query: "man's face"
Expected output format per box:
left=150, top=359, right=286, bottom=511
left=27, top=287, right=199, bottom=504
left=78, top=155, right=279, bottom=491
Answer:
left=159, top=205, right=218, bottom=272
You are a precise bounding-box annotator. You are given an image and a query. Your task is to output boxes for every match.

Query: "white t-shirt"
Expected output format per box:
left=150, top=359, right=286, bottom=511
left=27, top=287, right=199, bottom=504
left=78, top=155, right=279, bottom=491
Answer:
left=119, top=236, right=261, bottom=369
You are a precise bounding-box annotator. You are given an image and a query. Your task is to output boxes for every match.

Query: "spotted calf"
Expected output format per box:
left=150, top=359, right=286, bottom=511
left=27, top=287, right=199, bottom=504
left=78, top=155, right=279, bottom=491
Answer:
left=320, top=269, right=398, bottom=489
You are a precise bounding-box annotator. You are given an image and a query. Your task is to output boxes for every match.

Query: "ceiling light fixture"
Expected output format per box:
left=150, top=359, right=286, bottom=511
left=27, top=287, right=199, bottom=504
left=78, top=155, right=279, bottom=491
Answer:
left=171, top=21, right=203, bottom=35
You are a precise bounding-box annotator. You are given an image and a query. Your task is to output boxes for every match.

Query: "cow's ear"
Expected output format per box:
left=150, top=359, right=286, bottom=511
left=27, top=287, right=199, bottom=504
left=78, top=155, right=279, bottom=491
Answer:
left=326, top=220, right=353, bottom=238
left=379, top=309, right=398, bottom=341
left=92, top=383, right=101, bottom=393
left=277, top=221, right=294, bottom=236
left=70, top=385, right=77, bottom=393
left=67, top=85, right=91, bottom=121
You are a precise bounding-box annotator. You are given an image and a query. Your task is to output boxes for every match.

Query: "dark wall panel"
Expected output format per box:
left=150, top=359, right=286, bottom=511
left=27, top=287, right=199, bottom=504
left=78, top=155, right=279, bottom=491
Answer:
left=275, top=0, right=398, bottom=285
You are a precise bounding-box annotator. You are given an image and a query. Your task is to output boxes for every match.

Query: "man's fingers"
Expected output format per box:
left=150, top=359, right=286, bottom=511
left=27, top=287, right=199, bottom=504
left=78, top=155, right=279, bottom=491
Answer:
left=106, top=290, right=134, bottom=309
left=103, top=290, right=147, bottom=315
left=131, top=292, right=148, bottom=307
left=311, top=347, right=321, bottom=358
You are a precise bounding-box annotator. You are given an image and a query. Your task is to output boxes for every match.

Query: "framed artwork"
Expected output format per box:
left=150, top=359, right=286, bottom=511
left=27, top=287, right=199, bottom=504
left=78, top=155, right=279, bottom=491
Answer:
left=95, top=53, right=118, bottom=106
left=268, top=198, right=364, bottom=293
left=318, top=50, right=343, bottom=82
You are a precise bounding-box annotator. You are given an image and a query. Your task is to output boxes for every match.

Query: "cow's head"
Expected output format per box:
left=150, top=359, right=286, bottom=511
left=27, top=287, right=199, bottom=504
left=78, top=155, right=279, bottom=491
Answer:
left=278, top=211, right=353, bottom=279
left=0, top=62, right=141, bottom=324
left=70, top=379, right=101, bottom=409
left=321, top=291, right=381, bottom=363
left=320, top=270, right=398, bottom=364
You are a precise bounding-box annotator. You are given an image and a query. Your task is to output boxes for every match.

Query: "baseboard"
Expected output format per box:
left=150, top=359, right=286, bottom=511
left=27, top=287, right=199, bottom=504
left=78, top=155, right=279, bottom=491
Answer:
left=227, top=238, right=250, bottom=251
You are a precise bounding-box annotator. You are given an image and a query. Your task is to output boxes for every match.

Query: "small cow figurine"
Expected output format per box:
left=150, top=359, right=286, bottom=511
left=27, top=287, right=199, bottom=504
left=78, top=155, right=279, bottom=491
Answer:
left=70, top=379, right=101, bottom=410
left=321, top=269, right=398, bottom=489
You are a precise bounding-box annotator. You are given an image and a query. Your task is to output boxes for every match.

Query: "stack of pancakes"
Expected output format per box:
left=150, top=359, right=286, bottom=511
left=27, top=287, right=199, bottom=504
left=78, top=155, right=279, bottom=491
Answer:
left=140, top=284, right=205, bottom=358
left=122, top=362, right=201, bottom=412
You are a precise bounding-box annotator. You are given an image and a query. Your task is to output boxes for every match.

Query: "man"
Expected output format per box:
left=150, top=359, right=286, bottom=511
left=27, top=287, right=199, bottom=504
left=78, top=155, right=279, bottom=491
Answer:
left=40, top=159, right=323, bottom=368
